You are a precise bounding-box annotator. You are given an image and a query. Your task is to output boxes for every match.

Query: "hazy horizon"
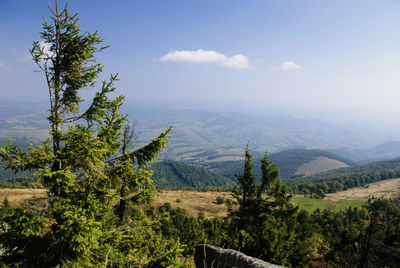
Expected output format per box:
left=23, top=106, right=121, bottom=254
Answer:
left=1, top=1, right=400, bottom=136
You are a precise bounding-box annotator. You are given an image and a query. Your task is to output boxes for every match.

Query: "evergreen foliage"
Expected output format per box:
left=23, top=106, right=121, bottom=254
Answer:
left=228, top=146, right=300, bottom=266
left=149, top=148, right=400, bottom=267
left=0, top=2, right=180, bottom=266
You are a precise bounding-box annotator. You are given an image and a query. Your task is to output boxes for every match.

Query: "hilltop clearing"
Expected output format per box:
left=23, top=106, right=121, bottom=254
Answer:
left=295, top=156, right=349, bottom=176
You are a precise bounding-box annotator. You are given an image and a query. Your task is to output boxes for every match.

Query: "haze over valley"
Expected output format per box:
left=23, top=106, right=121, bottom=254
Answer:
left=1, top=100, right=400, bottom=165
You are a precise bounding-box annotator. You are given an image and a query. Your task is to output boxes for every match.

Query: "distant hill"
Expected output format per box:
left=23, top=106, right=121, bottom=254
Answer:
left=201, top=149, right=355, bottom=181
left=1, top=101, right=395, bottom=163
left=151, top=160, right=235, bottom=189
left=300, top=157, right=400, bottom=182
left=288, top=158, right=400, bottom=197
left=331, top=140, right=400, bottom=163
left=0, top=146, right=356, bottom=188
left=270, top=149, right=355, bottom=178
left=295, top=157, right=348, bottom=176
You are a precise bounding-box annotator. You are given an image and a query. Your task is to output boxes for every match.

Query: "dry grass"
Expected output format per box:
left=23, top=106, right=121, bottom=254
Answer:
left=325, top=177, right=400, bottom=201
left=0, top=188, right=233, bottom=218
left=0, top=188, right=47, bottom=205
left=153, top=190, right=233, bottom=218
left=3, top=178, right=400, bottom=217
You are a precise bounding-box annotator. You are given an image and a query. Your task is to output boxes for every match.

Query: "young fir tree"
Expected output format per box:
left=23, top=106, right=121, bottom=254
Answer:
left=229, top=145, right=300, bottom=266
left=0, top=1, right=180, bottom=266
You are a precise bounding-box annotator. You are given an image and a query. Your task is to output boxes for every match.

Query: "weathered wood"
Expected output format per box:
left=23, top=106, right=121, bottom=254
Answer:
left=194, top=244, right=285, bottom=268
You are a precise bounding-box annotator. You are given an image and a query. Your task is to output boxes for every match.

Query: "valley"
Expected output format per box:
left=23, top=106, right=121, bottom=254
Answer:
left=2, top=101, right=400, bottom=164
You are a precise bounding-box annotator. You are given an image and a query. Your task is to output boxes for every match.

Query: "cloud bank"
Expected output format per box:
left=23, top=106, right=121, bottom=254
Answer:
left=159, top=49, right=250, bottom=69
left=273, top=61, right=303, bottom=71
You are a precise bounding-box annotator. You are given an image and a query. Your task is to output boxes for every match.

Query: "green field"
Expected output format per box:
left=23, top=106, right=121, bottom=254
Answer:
left=292, top=196, right=366, bottom=212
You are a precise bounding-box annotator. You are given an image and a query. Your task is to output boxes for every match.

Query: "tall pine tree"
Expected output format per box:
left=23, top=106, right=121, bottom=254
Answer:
left=0, top=1, right=180, bottom=266
left=230, top=146, right=299, bottom=266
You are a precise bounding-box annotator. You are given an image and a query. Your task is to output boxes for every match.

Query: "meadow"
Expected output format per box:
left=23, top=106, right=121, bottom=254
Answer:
left=2, top=177, right=399, bottom=216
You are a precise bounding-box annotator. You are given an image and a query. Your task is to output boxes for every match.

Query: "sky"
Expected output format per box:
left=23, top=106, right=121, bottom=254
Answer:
left=1, top=0, right=400, bottom=129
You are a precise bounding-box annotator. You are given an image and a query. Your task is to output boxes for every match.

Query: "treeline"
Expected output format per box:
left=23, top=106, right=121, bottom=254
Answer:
left=0, top=177, right=42, bottom=189
left=0, top=163, right=33, bottom=183
left=0, top=161, right=39, bottom=188
left=0, top=137, right=36, bottom=183
left=289, top=159, right=400, bottom=198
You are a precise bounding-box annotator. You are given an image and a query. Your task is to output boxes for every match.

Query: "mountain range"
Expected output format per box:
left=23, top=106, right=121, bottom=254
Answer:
left=1, top=101, right=400, bottom=163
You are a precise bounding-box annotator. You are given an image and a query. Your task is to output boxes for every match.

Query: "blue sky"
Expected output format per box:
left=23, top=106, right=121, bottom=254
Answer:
left=1, top=0, right=400, bottom=127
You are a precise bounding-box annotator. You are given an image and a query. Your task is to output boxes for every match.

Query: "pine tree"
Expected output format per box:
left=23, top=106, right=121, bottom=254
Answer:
left=0, top=1, right=179, bottom=266
left=230, top=146, right=299, bottom=266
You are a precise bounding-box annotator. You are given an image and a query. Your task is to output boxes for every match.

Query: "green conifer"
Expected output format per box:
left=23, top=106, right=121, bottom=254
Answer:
left=0, top=1, right=180, bottom=266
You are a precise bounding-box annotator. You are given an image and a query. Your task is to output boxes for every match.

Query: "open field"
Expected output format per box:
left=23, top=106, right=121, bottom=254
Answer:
left=295, top=156, right=349, bottom=176
left=293, top=178, right=400, bottom=212
left=292, top=197, right=366, bottom=212
left=153, top=190, right=233, bottom=218
left=0, top=188, right=47, bottom=206
left=324, top=177, right=400, bottom=201
left=1, top=178, right=400, bottom=216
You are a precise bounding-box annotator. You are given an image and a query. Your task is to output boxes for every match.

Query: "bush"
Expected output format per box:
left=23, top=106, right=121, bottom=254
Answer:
left=225, top=198, right=233, bottom=208
left=216, top=196, right=225, bottom=204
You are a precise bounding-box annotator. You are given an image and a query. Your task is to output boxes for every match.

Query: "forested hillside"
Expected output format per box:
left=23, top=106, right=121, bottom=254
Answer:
left=331, top=140, right=400, bottom=162
left=202, top=148, right=355, bottom=181
left=289, top=158, right=400, bottom=198
left=151, top=160, right=235, bottom=188
left=0, top=138, right=36, bottom=183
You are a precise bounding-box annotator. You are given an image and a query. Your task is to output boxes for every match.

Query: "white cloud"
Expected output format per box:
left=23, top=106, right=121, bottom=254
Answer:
left=221, top=54, right=249, bottom=69
left=273, top=61, right=303, bottom=71
left=160, top=49, right=225, bottom=63
left=158, top=49, right=250, bottom=69
left=38, top=41, right=55, bottom=59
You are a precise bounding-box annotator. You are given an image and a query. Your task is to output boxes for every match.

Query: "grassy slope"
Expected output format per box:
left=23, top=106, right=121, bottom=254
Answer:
left=295, top=156, right=349, bottom=176
left=292, top=197, right=366, bottom=212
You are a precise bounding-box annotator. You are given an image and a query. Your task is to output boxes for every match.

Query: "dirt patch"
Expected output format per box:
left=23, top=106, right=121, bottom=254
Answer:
left=325, top=178, right=400, bottom=201
left=295, top=156, right=348, bottom=176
